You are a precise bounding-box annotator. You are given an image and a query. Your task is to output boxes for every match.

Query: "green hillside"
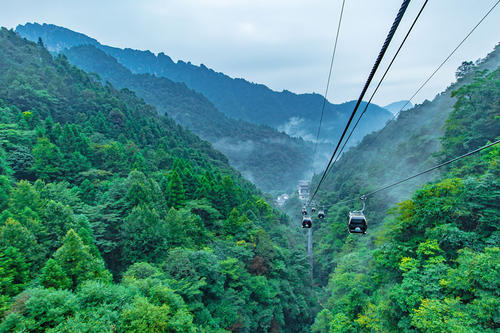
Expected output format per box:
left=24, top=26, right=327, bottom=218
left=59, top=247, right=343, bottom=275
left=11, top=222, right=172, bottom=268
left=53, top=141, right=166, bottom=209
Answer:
left=309, top=47, right=500, bottom=331
left=15, top=23, right=392, bottom=150
left=59, top=44, right=312, bottom=193
left=0, top=28, right=314, bottom=332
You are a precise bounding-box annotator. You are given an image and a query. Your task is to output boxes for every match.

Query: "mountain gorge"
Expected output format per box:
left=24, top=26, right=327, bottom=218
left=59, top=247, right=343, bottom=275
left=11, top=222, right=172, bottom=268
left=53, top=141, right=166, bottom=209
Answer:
left=1, top=16, right=498, bottom=333
left=16, top=24, right=315, bottom=193
left=64, top=43, right=314, bottom=192
left=16, top=23, right=394, bottom=191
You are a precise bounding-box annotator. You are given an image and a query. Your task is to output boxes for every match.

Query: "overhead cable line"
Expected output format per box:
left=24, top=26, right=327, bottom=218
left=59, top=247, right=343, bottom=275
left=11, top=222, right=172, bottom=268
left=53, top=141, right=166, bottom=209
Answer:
left=332, top=139, right=500, bottom=207
left=309, top=0, right=411, bottom=204
left=323, top=0, right=429, bottom=180
left=312, top=0, right=346, bottom=160
left=372, top=0, right=500, bottom=142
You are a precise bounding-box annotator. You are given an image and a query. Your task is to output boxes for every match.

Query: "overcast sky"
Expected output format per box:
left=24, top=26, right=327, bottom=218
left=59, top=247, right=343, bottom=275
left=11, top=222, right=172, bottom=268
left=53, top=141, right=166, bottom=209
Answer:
left=2, top=0, right=499, bottom=105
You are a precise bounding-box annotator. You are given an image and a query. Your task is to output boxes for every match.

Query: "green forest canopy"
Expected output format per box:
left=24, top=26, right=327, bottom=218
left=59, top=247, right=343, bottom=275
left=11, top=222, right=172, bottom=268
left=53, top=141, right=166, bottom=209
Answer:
left=0, top=25, right=499, bottom=332
left=0, top=28, right=314, bottom=332
left=310, top=63, right=499, bottom=332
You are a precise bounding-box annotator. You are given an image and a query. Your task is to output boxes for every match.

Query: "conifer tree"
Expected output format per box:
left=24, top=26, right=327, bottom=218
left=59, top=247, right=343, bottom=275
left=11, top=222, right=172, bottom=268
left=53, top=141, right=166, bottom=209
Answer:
left=0, top=176, right=10, bottom=211
left=0, top=218, right=43, bottom=270
left=40, top=258, right=71, bottom=289
left=0, top=246, right=29, bottom=297
left=167, top=171, right=186, bottom=209
left=53, top=229, right=111, bottom=289
left=31, top=137, right=63, bottom=181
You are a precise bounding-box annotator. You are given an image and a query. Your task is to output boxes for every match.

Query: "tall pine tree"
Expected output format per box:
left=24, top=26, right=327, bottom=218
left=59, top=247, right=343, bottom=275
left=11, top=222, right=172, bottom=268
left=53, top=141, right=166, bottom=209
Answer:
left=167, top=171, right=186, bottom=209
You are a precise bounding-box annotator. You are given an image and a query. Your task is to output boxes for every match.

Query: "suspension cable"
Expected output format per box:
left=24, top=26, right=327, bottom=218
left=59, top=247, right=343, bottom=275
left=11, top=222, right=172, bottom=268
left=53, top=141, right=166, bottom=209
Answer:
left=324, top=0, right=429, bottom=180
left=309, top=0, right=412, bottom=205
left=311, top=0, right=346, bottom=161
left=372, top=0, right=500, bottom=144
left=330, top=139, right=500, bottom=207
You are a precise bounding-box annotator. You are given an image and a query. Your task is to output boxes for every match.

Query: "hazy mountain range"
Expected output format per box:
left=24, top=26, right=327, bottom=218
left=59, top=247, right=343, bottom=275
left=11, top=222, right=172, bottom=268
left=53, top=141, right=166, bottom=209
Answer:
left=16, top=22, right=395, bottom=192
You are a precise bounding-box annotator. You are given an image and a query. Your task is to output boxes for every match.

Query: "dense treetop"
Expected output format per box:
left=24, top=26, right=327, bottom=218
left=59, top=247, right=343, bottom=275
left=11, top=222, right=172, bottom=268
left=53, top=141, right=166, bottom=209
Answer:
left=0, top=27, right=314, bottom=332
left=309, top=48, right=500, bottom=332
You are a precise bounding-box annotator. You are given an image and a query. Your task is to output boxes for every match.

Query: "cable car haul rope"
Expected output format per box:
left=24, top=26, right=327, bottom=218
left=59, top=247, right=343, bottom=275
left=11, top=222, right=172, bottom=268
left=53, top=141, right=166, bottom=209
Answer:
left=319, top=139, right=500, bottom=234
left=309, top=0, right=411, bottom=205
left=300, top=0, right=500, bottom=235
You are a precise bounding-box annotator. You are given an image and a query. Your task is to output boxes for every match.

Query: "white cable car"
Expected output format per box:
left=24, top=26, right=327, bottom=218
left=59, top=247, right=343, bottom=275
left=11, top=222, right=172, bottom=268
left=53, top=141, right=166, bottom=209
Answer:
left=317, top=210, right=325, bottom=219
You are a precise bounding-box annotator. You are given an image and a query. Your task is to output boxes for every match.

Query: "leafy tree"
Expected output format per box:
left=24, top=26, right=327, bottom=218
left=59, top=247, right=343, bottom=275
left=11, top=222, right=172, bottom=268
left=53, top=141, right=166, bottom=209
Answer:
left=121, top=296, right=196, bottom=333
left=41, top=200, right=79, bottom=252
left=0, top=246, right=29, bottom=297
left=0, top=148, right=12, bottom=177
left=78, top=179, right=96, bottom=205
left=31, top=137, right=63, bottom=181
left=0, top=288, right=79, bottom=332
left=455, top=60, right=475, bottom=79
left=0, top=218, right=43, bottom=271
left=121, top=205, right=168, bottom=265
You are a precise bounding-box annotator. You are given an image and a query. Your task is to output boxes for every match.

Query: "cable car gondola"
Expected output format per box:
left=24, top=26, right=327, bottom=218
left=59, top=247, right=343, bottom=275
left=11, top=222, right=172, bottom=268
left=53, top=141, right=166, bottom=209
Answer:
left=317, top=210, right=325, bottom=219
left=302, top=207, right=307, bottom=215
left=348, top=212, right=367, bottom=234
left=348, top=197, right=367, bottom=234
left=302, top=216, right=312, bottom=228
left=311, top=206, right=316, bottom=213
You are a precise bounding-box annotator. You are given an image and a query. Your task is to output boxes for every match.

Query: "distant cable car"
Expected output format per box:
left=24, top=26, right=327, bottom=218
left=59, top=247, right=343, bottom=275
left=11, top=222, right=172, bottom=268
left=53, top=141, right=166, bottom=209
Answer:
left=311, top=206, right=317, bottom=213
left=317, top=210, right=325, bottom=219
left=302, top=216, right=312, bottom=228
left=302, top=207, right=307, bottom=215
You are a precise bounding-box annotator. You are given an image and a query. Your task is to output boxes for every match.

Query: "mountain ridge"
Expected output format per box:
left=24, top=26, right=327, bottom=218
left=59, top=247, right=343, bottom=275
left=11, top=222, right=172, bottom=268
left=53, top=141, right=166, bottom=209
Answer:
left=59, top=43, right=313, bottom=192
left=15, top=22, right=392, bottom=144
left=383, top=100, right=413, bottom=115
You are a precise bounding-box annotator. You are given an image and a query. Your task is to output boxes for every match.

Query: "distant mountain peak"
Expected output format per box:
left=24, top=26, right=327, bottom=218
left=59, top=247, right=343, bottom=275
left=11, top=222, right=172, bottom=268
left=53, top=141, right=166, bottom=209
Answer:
left=383, top=100, right=413, bottom=115
left=16, top=22, right=99, bottom=52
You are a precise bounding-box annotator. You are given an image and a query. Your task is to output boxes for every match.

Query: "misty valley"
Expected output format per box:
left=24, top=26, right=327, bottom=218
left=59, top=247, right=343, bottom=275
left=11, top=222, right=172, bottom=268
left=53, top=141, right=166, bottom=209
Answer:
left=0, top=1, right=499, bottom=332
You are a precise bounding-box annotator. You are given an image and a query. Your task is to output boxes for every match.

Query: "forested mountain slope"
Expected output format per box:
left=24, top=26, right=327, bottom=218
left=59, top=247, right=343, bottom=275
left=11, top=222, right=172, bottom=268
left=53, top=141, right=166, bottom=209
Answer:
left=15, top=23, right=314, bottom=193
left=382, top=100, right=413, bottom=114
left=16, top=23, right=392, bottom=147
left=308, top=46, right=500, bottom=331
left=62, top=44, right=312, bottom=192
left=0, top=28, right=314, bottom=332
left=309, top=44, right=500, bottom=286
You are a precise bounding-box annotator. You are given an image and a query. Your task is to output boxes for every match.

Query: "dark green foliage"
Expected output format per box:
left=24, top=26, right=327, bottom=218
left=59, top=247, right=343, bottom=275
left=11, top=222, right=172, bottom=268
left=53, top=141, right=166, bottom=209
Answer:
left=0, top=218, right=43, bottom=272
left=31, top=137, right=63, bottom=181
left=167, top=170, right=186, bottom=209
left=311, top=53, right=500, bottom=332
left=0, top=247, right=29, bottom=297
left=443, top=69, right=500, bottom=162
left=121, top=205, right=168, bottom=265
left=52, top=229, right=112, bottom=289
left=0, top=28, right=313, bottom=331
left=40, top=259, right=71, bottom=290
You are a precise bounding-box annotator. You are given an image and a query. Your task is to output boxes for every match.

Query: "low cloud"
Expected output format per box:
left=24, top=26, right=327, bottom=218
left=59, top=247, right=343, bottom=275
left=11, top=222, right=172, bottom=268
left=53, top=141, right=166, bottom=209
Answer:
left=278, top=116, right=333, bottom=144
